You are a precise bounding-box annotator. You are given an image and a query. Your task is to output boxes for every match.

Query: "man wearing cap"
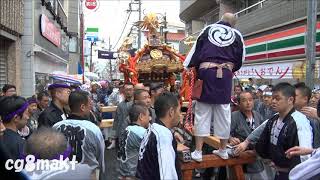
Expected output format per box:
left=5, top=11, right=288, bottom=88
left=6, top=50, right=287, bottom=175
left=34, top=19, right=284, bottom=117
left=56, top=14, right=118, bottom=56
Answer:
left=253, top=85, right=267, bottom=112
left=257, top=90, right=275, bottom=121
left=38, top=83, right=71, bottom=127
left=183, top=13, right=245, bottom=161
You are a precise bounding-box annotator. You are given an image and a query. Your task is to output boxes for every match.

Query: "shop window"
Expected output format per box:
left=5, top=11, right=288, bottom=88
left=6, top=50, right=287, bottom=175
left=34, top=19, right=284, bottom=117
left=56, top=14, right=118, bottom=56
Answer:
left=35, top=72, right=51, bottom=93
left=69, top=36, right=78, bottom=53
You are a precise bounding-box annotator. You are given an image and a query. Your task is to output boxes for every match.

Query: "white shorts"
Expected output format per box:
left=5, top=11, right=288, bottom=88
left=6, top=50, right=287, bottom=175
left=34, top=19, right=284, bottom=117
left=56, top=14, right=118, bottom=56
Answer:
left=194, top=101, right=231, bottom=139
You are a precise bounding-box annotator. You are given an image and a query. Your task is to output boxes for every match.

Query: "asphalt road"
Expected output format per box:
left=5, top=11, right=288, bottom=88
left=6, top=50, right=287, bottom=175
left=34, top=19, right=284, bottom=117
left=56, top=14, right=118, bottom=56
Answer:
left=103, top=148, right=119, bottom=180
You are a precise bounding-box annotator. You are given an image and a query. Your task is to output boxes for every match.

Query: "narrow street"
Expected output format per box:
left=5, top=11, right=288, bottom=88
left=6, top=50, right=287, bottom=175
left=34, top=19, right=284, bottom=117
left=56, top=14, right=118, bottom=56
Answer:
left=104, top=148, right=118, bottom=180
left=0, top=0, right=320, bottom=180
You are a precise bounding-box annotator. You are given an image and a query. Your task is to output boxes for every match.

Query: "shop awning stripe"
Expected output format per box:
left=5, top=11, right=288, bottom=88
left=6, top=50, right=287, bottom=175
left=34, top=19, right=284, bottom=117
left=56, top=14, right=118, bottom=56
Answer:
left=245, top=45, right=320, bottom=61
left=246, top=32, right=320, bottom=55
left=245, top=22, right=320, bottom=46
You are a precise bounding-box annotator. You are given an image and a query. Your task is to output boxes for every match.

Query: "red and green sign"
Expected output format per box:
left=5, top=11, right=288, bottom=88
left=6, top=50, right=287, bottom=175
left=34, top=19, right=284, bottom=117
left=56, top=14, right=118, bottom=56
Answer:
left=245, top=22, right=320, bottom=61
left=85, top=0, right=98, bottom=10
left=40, top=14, right=61, bottom=47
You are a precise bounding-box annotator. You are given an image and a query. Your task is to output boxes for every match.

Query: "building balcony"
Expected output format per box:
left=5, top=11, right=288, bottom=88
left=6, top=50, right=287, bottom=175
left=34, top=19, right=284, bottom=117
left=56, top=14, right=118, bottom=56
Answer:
left=42, top=0, right=68, bottom=31
left=57, top=0, right=67, bottom=29
left=179, top=0, right=218, bottom=23
left=0, top=0, right=24, bottom=36
left=236, top=0, right=320, bottom=37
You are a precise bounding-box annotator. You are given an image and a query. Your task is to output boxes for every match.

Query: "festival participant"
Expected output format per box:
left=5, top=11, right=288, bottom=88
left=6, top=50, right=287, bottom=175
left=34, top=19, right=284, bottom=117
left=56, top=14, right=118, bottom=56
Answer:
left=255, top=82, right=313, bottom=180
left=229, top=91, right=267, bottom=179
left=137, top=92, right=182, bottom=179
left=149, top=82, right=164, bottom=108
left=24, top=127, right=95, bottom=180
left=183, top=13, right=245, bottom=160
left=0, top=96, right=30, bottom=160
left=38, top=83, right=71, bottom=127
left=253, top=85, right=266, bottom=111
left=0, top=96, right=28, bottom=179
left=285, top=146, right=320, bottom=180
left=117, top=104, right=150, bottom=179
left=108, top=81, right=125, bottom=106
left=134, top=89, right=156, bottom=123
left=19, top=97, right=38, bottom=139
left=294, top=83, right=320, bottom=148
left=37, top=91, right=50, bottom=110
left=134, top=83, right=145, bottom=91
left=235, top=83, right=318, bottom=154
left=98, top=80, right=110, bottom=105
left=143, top=82, right=151, bottom=92
left=27, top=91, right=50, bottom=131
left=111, top=82, right=134, bottom=150
left=2, top=84, right=17, bottom=97
left=233, top=85, right=243, bottom=99
left=90, top=82, right=101, bottom=113
left=53, top=90, right=105, bottom=176
left=257, top=91, right=276, bottom=121
left=309, top=89, right=320, bottom=108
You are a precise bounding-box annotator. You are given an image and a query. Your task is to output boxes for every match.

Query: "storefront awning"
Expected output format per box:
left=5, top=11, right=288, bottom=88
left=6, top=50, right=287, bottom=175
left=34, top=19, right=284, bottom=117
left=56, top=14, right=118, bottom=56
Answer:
left=50, top=73, right=90, bottom=84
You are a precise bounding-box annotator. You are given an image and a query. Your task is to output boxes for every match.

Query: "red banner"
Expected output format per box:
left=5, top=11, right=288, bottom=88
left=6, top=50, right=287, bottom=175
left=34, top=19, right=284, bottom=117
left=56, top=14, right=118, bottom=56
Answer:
left=40, top=14, right=61, bottom=47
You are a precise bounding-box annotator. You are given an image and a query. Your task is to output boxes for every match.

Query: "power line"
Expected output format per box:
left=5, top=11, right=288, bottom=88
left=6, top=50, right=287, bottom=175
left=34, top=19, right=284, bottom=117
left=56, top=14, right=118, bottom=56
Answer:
left=113, top=11, right=132, bottom=49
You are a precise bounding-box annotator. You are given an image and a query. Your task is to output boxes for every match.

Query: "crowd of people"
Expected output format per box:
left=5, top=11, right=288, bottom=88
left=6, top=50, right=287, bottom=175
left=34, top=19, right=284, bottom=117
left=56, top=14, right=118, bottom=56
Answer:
left=2, top=78, right=320, bottom=180
left=182, top=12, right=320, bottom=180
left=0, top=80, right=185, bottom=180
left=1, top=12, right=320, bottom=180
left=227, top=82, right=320, bottom=180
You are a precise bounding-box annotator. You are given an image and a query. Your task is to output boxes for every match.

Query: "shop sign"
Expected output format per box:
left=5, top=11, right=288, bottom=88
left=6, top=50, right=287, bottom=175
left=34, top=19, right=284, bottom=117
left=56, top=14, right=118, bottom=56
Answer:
left=234, top=61, right=308, bottom=79
left=85, top=0, right=98, bottom=10
left=40, top=14, right=61, bottom=47
left=98, top=50, right=117, bottom=59
left=85, top=27, right=99, bottom=42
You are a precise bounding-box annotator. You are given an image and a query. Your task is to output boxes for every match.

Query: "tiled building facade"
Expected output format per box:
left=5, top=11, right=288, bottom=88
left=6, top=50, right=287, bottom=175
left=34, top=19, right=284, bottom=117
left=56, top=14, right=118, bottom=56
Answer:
left=21, top=0, right=80, bottom=97
left=0, top=0, right=24, bottom=94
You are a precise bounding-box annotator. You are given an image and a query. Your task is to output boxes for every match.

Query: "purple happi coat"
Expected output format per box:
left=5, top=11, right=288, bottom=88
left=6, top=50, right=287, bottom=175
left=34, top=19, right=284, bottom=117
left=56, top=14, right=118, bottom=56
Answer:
left=184, top=21, right=245, bottom=104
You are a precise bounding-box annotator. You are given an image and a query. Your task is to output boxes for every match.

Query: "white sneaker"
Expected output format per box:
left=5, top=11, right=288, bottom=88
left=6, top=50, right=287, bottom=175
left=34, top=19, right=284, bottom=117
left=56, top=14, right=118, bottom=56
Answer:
left=194, top=172, right=201, bottom=178
left=212, top=149, right=229, bottom=159
left=191, top=150, right=203, bottom=162
left=107, top=140, right=116, bottom=150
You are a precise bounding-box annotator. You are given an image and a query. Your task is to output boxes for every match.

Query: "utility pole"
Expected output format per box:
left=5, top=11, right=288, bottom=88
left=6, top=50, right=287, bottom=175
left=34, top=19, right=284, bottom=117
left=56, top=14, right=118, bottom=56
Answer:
left=109, top=36, right=113, bottom=80
left=159, top=13, right=167, bottom=44
left=128, top=0, right=142, bottom=49
left=90, top=41, right=94, bottom=72
left=80, top=0, right=85, bottom=84
left=163, top=13, right=167, bottom=44
left=138, top=0, right=141, bottom=49
left=305, top=0, right=317, bottom=89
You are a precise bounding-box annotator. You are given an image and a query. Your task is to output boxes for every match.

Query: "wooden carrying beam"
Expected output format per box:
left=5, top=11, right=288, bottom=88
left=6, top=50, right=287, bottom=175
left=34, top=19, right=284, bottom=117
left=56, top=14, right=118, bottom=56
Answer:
left=100, top=106, right=117, bottom=113
left=181, top=151, right=256, bottom=180
left=204, top=136, right=221, bottom=149
left=182, top=101, right=189, bottom=108
left=100, top=119, right=114, bottom=128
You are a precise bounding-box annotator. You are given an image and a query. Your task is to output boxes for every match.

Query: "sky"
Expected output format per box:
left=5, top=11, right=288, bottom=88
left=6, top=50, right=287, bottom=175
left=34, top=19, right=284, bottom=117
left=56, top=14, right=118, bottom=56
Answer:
left=83, top=0, right=183, bottom=49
